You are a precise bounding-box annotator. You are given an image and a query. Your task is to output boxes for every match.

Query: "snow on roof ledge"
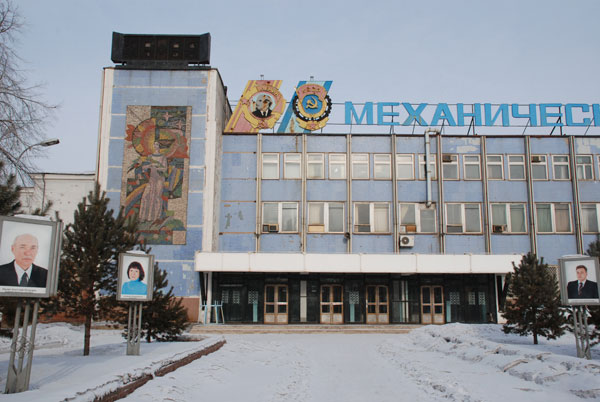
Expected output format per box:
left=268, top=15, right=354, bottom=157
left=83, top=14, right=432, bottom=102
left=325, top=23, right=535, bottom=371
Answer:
left=194, top=252, right=521, bottom=274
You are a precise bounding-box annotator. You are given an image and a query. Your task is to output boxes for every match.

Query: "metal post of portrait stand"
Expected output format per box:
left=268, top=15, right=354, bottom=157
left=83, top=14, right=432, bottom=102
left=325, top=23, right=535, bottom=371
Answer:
left=5, top=298, right=40, bottom=394
left=126, top=302, right=143, bottom=356
left=572, top=305, right=591, bottom=360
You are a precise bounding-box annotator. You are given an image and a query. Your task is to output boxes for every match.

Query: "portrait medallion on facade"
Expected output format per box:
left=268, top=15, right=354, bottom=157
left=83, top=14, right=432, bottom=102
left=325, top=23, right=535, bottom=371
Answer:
left=224, top=80, right=286, bottom=133
left=277, top=80, right=332, bottom=133
left=121, top=106, right=191, bottom=245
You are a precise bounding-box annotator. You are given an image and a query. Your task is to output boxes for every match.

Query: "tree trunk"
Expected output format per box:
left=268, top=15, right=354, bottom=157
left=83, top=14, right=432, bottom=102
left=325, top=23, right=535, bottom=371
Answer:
left=533, top=332, right=538, bottom=345
left=84, top=313, right=92, bottom=355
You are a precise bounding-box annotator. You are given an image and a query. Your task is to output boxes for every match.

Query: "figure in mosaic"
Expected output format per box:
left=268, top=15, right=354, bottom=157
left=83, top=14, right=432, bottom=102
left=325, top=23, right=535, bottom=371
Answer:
left=122, top=106, right=191, bottom=245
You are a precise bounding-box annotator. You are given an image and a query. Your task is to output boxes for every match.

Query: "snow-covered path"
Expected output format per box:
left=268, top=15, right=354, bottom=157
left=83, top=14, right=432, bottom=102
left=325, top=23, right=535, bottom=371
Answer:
left=123, top=328, right=600, bottom=402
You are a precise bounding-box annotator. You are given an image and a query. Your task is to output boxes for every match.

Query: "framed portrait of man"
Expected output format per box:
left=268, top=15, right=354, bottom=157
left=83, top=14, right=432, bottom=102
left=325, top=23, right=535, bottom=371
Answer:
left=116, top=252, right=154, bottom=302
left=0, top=216, right=62, bottom=298
left=559, top=256, right=600, bottom=306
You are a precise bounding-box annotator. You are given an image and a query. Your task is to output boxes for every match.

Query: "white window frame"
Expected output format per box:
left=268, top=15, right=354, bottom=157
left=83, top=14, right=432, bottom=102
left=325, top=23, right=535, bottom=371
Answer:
left=418, top=154, right=437, bottom=180
left=507, top=155, right=526, bottom=180
left=486, top=155, right=504, bottom=180
left=442, top=154, right=459, bottom=180
left=576, top=155, right=594, bottom=180
left=353, top=202, right=390, bottom=233
left=352, top=153, right=370, bottom=179
left=262, top=202, right=299, bottom=233
left=489, top=203, right=527, bottom=234
left=329, top=153, right=347, bottom=180
left=581, top=203, right=600, bottom=233
left=535, top=203, right=572, bottom=233
left=283, top=153, right=301, bottom=179
left=262, top=153, right=279, bottom=179
left=463, top=155, right=481, bottom=180
left=531, top=154, right=548, bottom=180
left=307, top=153, right=325, bottom=179
left=445, top=203, right=482, bottom=234
left=373, top=154, right=392, bottom=180
left=398, top=203, right=437, bottom=233
left=307, top=202, right=345, bottom=233
left=552, top=155, right=570, bottom=180
left=395, top=154, right=414, bottom=180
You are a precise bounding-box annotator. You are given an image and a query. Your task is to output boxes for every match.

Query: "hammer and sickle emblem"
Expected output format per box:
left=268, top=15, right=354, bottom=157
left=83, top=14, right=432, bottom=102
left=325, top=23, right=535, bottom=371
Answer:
left=305, top=96, right=319, bottom=109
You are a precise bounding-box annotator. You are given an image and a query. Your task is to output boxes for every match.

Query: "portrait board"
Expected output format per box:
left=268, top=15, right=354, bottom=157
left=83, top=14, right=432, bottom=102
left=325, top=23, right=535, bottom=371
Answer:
left=559, top=256, right=600, bottom=306
left=0, top=216, right=62, bottom=298
left=116, top=252, right=154, bottom=302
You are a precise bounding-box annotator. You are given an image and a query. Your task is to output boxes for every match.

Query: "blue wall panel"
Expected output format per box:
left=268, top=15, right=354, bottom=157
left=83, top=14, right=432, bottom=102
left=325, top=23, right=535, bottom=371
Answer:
left=260, top=234, right=302, bottom=252
left=219, top=234, right=256, bottom=252
left=108, top=139, right=124, bottom=166
left=189, top=167, right=205, bottom=191
left=306, top=181, right=347, bottom=201
left=109, top=115, right=127, bottom=139
left=223, top=135, right=257, bottom=152
left=396, top=136, right=438, bottom=153
left=262, top=136, right=303, bottom=152
left=443, top=181, right=484, bottom=202
left=529, top=137, right=569, bottom=154
left=189, top=139, right=206, bottom=166
left=221, top=180, right=256, bottom=201
left=352, top=235, right=394, bottom=253
left=397, top=181, right=438, bottom=202
left=485, top=137, right=525, bottom=154
left=490, top=235, right=531, bottom=255
left=186, top=193, right=204, bottom=226
left=351, top=136, right=391, bottom=153
left=307, top=136, right=347, bottom=152
left=405, top=235, right=440, bottom=254
left=487, top=182, right=528, bottom=202
left=220, top=202, right=256, bottom=232
left=261, top=181, right=302, bottom=201
left=306, top=235, right=348, bottom=253
left=444, top=235, right=486, bottom=254
left=106, top=167, right=123, bottom=191
left=352, top=181, right=393, bottom=202
left=222, top=153, right=257, bottom=179
left=537, top=235, right=577, bottom=265
left=533, top=181, right=574, bottom=202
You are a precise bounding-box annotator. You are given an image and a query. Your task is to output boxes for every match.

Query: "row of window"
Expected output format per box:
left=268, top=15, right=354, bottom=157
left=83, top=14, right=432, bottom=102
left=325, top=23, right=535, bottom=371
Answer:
left=260, top=201, right=600, bottom=234
left=260, top=153, right=598, bottom=181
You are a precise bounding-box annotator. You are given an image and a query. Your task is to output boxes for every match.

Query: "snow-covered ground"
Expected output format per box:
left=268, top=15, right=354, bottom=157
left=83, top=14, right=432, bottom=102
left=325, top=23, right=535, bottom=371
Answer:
left=0, top=323, right=599, bottom=401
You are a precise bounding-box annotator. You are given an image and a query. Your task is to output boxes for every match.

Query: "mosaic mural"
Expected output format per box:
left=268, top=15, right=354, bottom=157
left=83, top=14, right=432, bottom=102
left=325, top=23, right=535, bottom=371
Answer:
left=121, top=106, right=191, bottom=245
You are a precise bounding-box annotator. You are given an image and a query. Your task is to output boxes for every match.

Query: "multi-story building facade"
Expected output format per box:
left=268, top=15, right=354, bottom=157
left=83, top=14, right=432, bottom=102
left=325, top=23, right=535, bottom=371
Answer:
left=97, top=33, right=600, bottom=324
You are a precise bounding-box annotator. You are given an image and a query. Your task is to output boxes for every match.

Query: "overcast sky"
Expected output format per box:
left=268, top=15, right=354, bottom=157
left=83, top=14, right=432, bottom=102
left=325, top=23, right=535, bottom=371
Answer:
left=16, top=0, right=600, bottom=173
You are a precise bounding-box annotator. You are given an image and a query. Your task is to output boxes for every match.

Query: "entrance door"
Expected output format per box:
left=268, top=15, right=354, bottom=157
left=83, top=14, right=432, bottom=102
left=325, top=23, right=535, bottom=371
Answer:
left=264, top=285, right=288, bottom=324
left=421, top=286, right=444, bottom=324
left=320, top=285, right=343, bottom=324
left=366, top=285, right=389, bottom=324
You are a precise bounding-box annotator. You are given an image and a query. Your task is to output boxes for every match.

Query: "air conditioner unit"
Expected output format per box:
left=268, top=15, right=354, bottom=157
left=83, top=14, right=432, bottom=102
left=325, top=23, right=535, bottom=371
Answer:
left=531, top=155, right=542, bottom=163
left=442, top=154, right=454, bottom=163
left=399, top=235, right=415, bottom=248
left=262, top=224, right=279, bottom=233
left=492, top=224, right=507, bottom=233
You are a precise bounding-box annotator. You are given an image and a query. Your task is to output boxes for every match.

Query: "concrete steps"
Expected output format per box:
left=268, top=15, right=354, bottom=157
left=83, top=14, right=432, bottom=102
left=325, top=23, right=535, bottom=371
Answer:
left=188, top=324, right=421, bottom=334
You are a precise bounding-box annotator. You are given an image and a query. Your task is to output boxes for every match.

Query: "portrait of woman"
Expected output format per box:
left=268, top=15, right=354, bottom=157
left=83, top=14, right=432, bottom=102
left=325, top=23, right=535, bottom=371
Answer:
left=121, top=261, right=148, bottom=296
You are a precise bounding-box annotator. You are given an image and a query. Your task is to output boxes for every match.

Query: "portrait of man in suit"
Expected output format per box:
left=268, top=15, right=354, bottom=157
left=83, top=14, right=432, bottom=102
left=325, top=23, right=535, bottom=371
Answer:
left=0, top=233, right=48, bottom=288
left=567, top=264, right=599, bottom=299
left=252, top=94, right=273, bottom=118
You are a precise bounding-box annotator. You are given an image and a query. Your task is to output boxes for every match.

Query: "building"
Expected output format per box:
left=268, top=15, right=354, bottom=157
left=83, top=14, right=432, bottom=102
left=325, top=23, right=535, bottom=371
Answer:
left=96, top=33, right=600, bottom=324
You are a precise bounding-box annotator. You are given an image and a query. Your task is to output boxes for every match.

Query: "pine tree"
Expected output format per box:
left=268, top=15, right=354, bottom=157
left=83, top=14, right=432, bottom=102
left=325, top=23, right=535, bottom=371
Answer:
left=502, top=252, right=567, bottom=344
left=0, top=160, right=21, bottom=215
left=58, top=183, right=138, bottom=355
left=121, top=262, right=189, bottom=342
left=585, top=237, right=600, bottom=346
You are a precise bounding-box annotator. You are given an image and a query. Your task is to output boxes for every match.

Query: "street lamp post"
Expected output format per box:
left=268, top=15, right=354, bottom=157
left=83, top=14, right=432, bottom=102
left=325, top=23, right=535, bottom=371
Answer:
left=13, top=138, right=60, bottom=184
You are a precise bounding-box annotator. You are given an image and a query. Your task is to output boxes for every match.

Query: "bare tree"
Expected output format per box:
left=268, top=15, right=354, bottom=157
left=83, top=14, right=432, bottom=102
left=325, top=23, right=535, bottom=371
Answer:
left=0, top=0, right=56, bottom=182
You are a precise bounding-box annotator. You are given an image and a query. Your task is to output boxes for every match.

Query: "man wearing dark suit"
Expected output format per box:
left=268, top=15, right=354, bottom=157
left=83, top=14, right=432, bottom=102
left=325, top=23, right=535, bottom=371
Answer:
left=567, top=264, right=599, bottom=299
left=252, top=94, right=273, bottom=118
left=0, top=233, right=47, bottom=288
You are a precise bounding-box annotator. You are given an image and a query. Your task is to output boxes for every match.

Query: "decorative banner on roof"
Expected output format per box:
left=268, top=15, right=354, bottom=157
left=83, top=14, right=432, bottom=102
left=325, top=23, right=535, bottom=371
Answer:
left=278, top=81, right=332, bottom=133
left=225, top=80, right=286, bottom=133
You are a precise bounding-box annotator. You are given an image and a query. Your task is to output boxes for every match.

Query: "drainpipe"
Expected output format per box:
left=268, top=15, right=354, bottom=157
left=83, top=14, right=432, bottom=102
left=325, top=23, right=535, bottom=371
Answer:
left=346, top=134, right=352, bottom=253
left=392, top=134, right=398, bottom=253
left=481, top=137, right=490, bottom=253
left=302, top=134, right=307, bottom=253
left=569, top=136, right=583, bottom=253
left=435, top=131, right=445, bottom=253
left=525, top=137, right=537, bottom=255
left=424, top=129, right=436, bottom=207
left=256, top=133, right=262, bottom=252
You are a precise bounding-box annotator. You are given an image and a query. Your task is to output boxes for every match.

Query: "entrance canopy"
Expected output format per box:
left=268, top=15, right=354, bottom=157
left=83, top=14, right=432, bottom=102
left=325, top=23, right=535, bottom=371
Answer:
left=195, top=252, right=521, bottom=274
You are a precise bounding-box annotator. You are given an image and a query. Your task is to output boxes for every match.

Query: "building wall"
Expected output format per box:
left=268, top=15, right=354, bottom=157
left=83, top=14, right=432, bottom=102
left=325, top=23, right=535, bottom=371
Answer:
left=96, top=67, right=229, bottom=308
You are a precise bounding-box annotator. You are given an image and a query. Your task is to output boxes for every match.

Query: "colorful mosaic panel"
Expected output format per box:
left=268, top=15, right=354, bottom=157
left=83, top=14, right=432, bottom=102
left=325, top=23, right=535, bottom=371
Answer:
left=121, top=106, right=191, bottom=245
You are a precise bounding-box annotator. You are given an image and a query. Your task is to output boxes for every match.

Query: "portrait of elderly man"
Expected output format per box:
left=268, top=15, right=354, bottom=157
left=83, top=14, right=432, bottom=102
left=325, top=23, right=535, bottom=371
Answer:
left=252, top=94, right=273, bottom=118
left=567, top=264, right=599, bottom=299
left=0, top=233, right=48, bottom=288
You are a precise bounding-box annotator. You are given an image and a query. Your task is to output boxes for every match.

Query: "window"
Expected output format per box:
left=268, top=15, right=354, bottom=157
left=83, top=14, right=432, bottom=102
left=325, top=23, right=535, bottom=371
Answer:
left=508, top=155, right=526, bottom=180
left=490, top=203, right=527, bottom=233
left=576, top=155, right=594, bottom=180
left=396, top=154, right=414, bottom=180
left=352, top=153, right=369, bottom=179
left=486, top=155, right=504, bottom=180
left=354, top=203, right=390, bottom=233
left=283, top=153, right=301, bottom=179
left=442, top=154, right=459, bottom=180
left=418, top=154, right=437, bottom=180
left=463, top=155, right=481, bottom=180
left=262, top=153, right=279, bottom=179
left=582, top=204, right=599, bottom=233
left=329, top=154, right=346, bottom=180
left=307, top=153, right=324, bottom=179
left=374, top=154, right=392, bottom=179
left=308, top=202, right=344, bottom=232
left=398, top=203, right=437, bottom=233
left=552, top=155, right=570, bottom=180
left=536, top=203, right=571, bottom=233
left=445, top=203, right=481, bottom=233
left=262, top=202, right=298, bottom=232
left=531, top=155, right=548, bottom=180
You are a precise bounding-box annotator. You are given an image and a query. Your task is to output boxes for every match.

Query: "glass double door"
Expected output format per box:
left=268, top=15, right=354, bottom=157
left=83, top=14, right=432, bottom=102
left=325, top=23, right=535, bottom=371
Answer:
left=366, top=285, right=389, bottom=324
left=421, top=285, right=444, bottom=324
left=264, top=284, right=288, bottom=324
left=320, top=285, right=343, bottom=324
